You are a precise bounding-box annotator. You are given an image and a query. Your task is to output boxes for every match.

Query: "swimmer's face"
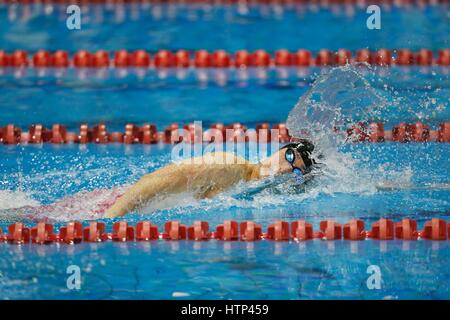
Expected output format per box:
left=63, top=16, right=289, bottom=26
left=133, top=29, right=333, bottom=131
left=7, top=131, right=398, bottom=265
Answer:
left=259, top=148, right=307, bottom=176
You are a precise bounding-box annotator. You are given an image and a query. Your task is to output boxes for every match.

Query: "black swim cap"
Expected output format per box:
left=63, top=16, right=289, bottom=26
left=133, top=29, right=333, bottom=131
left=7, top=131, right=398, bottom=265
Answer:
left=281, top=139, right=315, bottom=168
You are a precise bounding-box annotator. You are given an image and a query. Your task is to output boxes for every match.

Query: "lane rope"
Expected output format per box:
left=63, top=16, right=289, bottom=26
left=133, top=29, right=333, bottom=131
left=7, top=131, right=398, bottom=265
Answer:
left=1, top=122, right=449, bottom=144
left=1, top=218, right=448, bottom=244
left=0, top=49, right=449, bottom=68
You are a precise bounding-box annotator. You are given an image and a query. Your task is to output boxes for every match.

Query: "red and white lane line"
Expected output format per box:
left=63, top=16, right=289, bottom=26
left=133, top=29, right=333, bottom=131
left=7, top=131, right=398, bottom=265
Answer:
left=1, top=122, right=449, bottom=145
left=1, top=218, right=449, bottom=244
left=0, top=48, right=449, bottom=68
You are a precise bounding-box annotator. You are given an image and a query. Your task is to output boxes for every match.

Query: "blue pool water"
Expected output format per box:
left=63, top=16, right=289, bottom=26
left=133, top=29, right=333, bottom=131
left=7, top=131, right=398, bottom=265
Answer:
left=0, top=3, right=449, bottom=51
left=0, top=3, right=449, bottom=300
left=0, top=67, right=449, bottom=130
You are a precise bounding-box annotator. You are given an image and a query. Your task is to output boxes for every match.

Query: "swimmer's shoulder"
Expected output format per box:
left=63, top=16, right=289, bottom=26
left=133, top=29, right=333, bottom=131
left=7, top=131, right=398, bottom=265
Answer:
left=176, top=152, right=248, bottom=165
left=176, top=152, right=260, bottom=180
left=205, top=152, right=249, bottom=164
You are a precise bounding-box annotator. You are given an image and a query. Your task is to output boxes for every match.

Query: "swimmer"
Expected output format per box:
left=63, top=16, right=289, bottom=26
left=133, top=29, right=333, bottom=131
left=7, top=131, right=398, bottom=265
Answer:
left=104, top=139, right=316, bottom=218
left=1, top=137, right=448, bottom=222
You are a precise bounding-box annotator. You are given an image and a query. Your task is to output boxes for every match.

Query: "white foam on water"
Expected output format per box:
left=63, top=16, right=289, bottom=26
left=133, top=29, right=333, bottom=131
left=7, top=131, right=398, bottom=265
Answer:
left=138, top=192, right=200, bottom=213
left=0, top=189, right=40, bottom=209
left=0, top=187, right=127, bottom=222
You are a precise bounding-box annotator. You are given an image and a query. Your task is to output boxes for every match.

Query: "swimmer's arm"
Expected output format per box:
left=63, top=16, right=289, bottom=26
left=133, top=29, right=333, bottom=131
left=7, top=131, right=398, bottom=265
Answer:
left=104, top=165, right=187, bottom=218
left=104, top=160, right=260, bottom=218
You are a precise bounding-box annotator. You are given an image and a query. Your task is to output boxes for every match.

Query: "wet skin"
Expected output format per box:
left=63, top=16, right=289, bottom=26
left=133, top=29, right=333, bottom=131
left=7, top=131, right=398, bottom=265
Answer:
left=105, top=149, right=307, bottom=218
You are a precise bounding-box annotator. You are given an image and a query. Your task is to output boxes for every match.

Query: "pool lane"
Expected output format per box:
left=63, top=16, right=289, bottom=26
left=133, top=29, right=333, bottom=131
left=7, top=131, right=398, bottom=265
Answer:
left=0, top=67, right=448, bottom=130
left=0, top=4, right=449, bottom=52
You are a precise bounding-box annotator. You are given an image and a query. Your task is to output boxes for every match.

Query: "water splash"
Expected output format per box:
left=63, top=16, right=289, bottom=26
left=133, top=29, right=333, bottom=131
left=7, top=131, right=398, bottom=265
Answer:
left=281, top=65, right=393, bottom=200
left=286, top=64, right=390, bottom=150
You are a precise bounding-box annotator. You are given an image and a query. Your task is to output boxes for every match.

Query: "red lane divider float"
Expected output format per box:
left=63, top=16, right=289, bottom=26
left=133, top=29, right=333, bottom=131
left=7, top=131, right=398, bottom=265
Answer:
left=1, top=218, right=448, bottom=245
left=0, top=122, right=449, bottom=145
left=0, top=49, right=449, bottom=68
left=346, top=122, right=450, bottom=143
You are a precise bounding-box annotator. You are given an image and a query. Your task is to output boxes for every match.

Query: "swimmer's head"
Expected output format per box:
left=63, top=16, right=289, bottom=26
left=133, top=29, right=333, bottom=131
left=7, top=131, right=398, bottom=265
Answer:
left=281, top=139, right=315, bottom=173
left=259, top=139, right=316, bottom=177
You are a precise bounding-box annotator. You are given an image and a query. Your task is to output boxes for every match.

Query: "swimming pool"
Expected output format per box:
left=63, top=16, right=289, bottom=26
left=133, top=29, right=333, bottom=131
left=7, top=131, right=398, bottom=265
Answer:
left=0, top=2, right=449, bottom=300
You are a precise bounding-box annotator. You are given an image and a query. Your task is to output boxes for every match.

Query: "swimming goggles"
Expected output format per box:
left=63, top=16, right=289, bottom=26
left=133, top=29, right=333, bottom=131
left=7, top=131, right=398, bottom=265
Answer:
left=285, top=148, right=306, bottom=183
